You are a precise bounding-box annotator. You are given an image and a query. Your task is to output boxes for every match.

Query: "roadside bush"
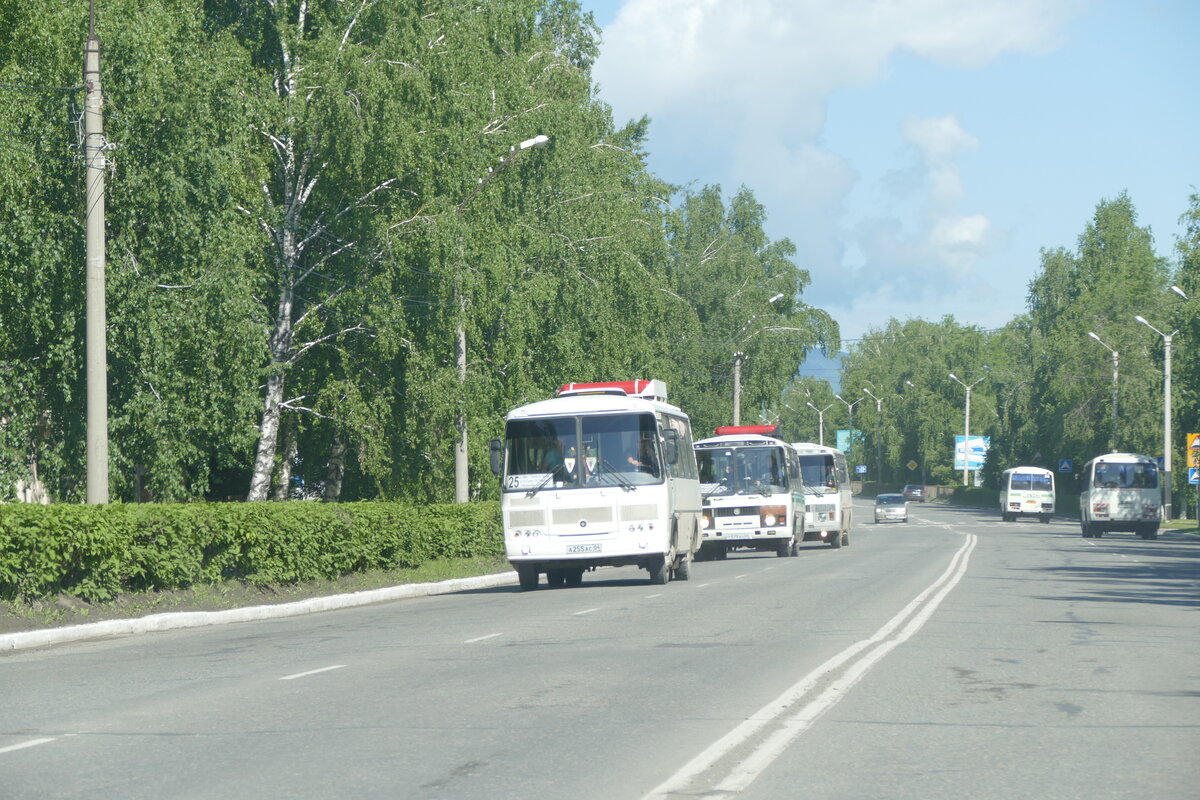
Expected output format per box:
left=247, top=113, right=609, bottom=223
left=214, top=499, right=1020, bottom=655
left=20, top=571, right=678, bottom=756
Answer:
left=0, top=501, right=501, bottom=602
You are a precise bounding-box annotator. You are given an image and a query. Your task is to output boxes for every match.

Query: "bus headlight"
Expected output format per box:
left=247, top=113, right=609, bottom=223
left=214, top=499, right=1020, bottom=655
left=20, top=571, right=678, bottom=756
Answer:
left=703, top=514, right=713, bottom=529
left=760, top=506, right=786, bottom=528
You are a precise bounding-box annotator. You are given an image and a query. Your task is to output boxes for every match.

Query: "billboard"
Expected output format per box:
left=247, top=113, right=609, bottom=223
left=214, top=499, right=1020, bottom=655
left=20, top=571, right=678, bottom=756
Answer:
left=953, top=435, right=990, bottom=470
left=836, top=429, right=862, bottom=455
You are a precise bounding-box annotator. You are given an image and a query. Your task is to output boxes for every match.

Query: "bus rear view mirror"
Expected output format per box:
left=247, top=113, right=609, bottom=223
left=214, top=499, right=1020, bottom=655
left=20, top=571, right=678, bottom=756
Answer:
left=489, top=438, right=503, bottom=476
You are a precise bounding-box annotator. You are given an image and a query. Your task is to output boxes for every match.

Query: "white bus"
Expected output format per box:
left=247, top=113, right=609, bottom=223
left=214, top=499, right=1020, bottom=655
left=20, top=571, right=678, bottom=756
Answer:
left=1000, top=466, right=1055, bottom=523
left=1078, top=452, right=1161, bottom=539
left=491, top=380, right=702, bottom=589
left=790, top=442, right=853, bottom=548
left=693, top=425, right=803, bottom=559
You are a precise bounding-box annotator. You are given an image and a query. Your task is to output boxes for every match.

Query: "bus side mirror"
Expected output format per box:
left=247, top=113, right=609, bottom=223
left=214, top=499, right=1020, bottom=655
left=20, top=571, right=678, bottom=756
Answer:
left=662, top=429, right=680, bottom=465
left=489, top=438, right=503, bottom=476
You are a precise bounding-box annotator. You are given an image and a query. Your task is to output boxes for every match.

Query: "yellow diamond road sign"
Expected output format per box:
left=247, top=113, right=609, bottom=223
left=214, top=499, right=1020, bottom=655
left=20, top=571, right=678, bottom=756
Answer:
left=1188, top=433, right=1200, bottom=468
left=906, top=460, right=918, bottom=471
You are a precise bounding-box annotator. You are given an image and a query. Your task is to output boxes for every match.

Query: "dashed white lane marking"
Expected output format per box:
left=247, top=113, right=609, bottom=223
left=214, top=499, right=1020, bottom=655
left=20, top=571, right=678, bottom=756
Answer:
left=0, top=738, right=56, bottom=755
left=572, top=608, right=599, bottom=616
left=279, top=665, right=346, bottom=681
left=696, top=583, right=712, bottom=588
left=735, top=574, right=748, bottom=579
left=646, top=594, right=663, bottom=599
left=464, top=633, right=503, bottom=644
left=644, top=532, right=977, bottom=799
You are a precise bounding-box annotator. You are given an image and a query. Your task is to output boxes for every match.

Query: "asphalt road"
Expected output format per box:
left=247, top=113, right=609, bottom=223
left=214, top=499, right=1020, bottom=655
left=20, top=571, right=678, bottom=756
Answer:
left=2, top=501, right=1197, bottom=799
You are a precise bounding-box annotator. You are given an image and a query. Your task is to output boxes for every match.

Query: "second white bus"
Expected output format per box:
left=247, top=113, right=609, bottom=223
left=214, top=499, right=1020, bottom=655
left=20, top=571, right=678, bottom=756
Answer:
left=693, top=425, right=803, bottom=559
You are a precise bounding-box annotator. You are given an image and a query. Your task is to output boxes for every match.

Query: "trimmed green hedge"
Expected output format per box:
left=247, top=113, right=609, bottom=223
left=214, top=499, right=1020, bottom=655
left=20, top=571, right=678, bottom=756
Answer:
left=0, top=501, right=502, bottom=602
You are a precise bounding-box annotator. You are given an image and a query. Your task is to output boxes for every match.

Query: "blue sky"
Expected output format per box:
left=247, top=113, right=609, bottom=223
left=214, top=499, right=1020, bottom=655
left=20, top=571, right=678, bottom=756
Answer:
left=582, top=0, right=1199, bottom=366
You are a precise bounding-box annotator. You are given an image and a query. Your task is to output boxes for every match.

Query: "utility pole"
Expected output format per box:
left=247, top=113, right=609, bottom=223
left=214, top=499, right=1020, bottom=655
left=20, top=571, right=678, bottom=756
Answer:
left=732, top=352, right=744, bottom=425
left=84, top=0, right=109, bottom=503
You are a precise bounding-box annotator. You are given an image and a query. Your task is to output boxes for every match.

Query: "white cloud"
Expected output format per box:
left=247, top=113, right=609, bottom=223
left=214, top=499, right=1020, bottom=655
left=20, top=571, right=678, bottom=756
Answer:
left=593, top=0, right=1080, bottom=340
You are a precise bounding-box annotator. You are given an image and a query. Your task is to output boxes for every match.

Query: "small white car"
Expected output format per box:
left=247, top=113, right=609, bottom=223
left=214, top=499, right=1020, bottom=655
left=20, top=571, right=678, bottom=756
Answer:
left=874, top=493, right=908, bottom=523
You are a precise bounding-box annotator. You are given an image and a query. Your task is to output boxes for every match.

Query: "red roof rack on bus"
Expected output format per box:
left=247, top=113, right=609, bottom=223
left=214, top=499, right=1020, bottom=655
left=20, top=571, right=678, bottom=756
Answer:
left=557, top=380, right=668, bottom=401
left=714, top=424, right=777, bottom=436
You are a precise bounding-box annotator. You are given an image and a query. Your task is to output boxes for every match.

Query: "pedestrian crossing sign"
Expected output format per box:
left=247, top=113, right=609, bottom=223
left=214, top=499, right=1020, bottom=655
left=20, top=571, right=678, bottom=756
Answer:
left=1190, top=467, right=1199, bottom=485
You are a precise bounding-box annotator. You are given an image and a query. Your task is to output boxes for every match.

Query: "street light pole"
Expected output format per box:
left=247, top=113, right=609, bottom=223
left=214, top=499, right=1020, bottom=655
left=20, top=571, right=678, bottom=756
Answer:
left=862, top=387, right=883, bottom=485
left=949, top=372, right=988, bottom=487
left=732, top=293, right=785, bottom=425
left=1135, top=314, right=1177, bottom=521
left=455, top=134, right=549, bottom=503
left=833, top=394, right=862, bottom=459
left=806, top=401, right=834, bottom=446
left=1087, top=332, right=1119, bottom=449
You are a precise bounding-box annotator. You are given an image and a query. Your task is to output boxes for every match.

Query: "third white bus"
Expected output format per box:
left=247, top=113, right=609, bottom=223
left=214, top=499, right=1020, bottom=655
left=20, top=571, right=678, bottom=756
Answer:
left=791, top=442, right=853, bottom=548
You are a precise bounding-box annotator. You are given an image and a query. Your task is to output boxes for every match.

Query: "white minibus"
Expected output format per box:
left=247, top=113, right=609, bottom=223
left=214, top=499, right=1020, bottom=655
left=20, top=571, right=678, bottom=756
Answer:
left=790, top=442, right=853, bottom=548
left=1000, top=466, right=1055, bottom=523
left=693, top=425, right=803, bottom=559
left=491, top=380, right=702, bottom=589
left=1078, top=452, right=1161, bottom=539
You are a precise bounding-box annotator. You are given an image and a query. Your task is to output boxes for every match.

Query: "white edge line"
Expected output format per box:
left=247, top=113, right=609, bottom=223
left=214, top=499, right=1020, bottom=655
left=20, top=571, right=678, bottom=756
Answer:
left=464, top=632, right=503, bottom=644
left=642, top=533, right=976, bottom=800
left=0, top=737, right=56, bottom=755
left=279, top=664, right=346, bottom=681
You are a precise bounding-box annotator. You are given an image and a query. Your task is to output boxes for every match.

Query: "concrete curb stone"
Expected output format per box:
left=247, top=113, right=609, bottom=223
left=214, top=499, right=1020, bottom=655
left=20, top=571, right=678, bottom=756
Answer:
left=0, top=570, right=518, bottom=654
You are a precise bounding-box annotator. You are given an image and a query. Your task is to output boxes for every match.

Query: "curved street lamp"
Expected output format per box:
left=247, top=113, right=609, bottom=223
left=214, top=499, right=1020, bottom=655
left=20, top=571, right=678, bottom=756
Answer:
left=833, top=394, right=862, bottom=458
left=732, top=293, right=786, bottom=424
left=805, top=401, right=835, bottom=446
left=455, top=134, right=550, bottom=502
left=949, top=371, right=988, bottom=486
left=1087, top=332, right=1119, bottom=449
left=1134, top=314, right=1178, bottom=520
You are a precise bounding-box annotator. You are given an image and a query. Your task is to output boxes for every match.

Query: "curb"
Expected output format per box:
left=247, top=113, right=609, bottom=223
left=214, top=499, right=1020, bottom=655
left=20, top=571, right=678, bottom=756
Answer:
left=0, top=570, right=518, bottom=654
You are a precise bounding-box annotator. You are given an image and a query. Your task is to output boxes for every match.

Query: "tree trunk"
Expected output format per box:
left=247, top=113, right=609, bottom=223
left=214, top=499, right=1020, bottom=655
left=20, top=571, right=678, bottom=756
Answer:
left=323, top=432, right=347, bottom=502
left=272, top=424, right=297, bottom=501
left=247, top=280, right=295, bottom=501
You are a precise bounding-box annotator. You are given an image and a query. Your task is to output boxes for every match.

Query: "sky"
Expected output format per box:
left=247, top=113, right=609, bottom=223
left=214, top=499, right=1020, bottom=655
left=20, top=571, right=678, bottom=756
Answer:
left=582, top=0, right=1199, bottom=372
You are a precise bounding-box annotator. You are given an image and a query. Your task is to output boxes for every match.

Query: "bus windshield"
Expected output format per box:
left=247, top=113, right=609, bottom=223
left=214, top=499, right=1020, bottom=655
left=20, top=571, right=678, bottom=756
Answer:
left=1010, top=473, right=1053, bottom=492
left=1093, top=462, right=1157, bottom=489
left=798, top=454, right=837, bottom=494
left=504, top=413, right=662, bottom=492
left=697, top=446, right=788, bottom=496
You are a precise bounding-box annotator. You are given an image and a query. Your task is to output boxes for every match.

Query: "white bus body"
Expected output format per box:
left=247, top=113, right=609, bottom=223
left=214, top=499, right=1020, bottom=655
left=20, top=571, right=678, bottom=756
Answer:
left=1000, top=466, right=1055, bottom=523
left=493, top=380, right=702, bottom=589
left=1078, top=452, right=1161, bottom=539
left=693, top=425, right=803, bottom=559
left=790, top=442, right=853, bottom=548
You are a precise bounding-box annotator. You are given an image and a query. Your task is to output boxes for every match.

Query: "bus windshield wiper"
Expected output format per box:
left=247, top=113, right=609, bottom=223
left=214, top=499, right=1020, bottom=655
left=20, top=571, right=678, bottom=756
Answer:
left=593, top=459, right=636, bottom=491
left=525, top=472, right=556, bottom=498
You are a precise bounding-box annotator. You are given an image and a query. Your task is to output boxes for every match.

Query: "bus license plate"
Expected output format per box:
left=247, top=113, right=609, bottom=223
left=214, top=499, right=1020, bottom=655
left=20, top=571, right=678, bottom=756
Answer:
left=567, top=544, right=601, bottom=554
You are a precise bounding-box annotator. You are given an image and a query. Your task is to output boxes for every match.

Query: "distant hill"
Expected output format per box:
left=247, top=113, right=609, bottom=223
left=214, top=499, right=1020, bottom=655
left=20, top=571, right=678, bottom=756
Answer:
left=796, top=350, right=843, bottom=393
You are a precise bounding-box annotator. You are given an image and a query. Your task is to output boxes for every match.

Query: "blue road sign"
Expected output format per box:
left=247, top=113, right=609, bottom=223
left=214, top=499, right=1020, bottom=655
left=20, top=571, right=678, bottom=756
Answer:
left=1058, top=459, right=1073, bottom=472
left=1189, top=467, right=1199, bottom=485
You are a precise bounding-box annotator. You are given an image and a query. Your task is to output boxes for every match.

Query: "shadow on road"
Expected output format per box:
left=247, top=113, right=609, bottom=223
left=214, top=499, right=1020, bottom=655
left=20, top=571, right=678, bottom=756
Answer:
left=1028, top=537, right=1200, bottom=608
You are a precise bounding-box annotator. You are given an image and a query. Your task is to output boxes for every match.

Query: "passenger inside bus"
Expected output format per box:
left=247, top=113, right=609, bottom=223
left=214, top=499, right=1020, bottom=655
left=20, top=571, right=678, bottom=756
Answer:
left=626, top=435, right=660, bottom=477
